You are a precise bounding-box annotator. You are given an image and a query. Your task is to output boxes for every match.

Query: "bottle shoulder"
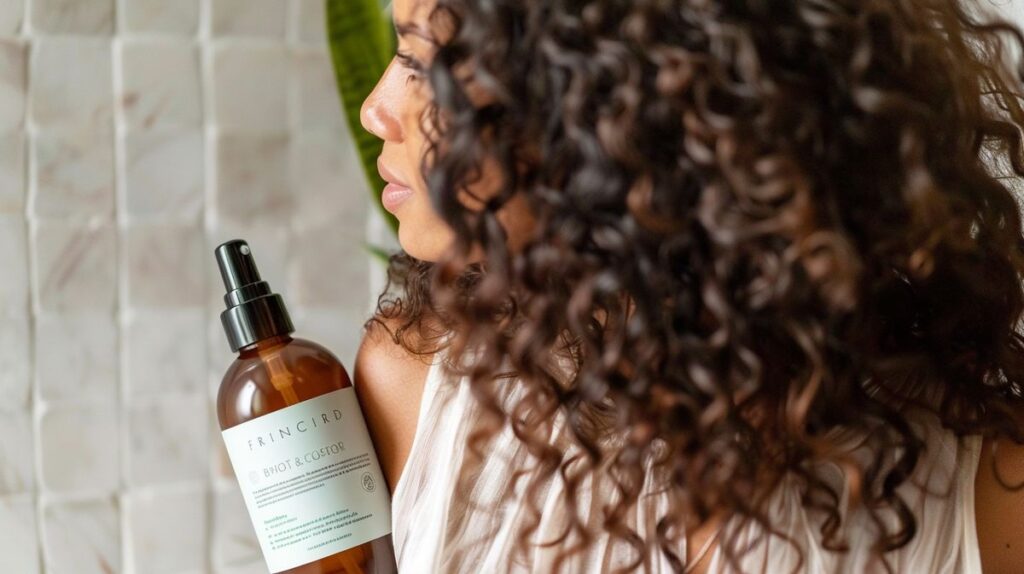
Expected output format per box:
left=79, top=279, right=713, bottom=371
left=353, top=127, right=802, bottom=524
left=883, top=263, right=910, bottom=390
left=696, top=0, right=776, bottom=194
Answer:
left=224, top=337, right=343, bottom=373
left=217, top=336, right=352, bottom=429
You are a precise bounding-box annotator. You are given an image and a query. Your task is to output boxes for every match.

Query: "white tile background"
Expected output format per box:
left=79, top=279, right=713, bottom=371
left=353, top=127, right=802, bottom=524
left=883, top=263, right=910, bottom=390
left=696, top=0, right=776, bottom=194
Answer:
left=0, top=0, right=397, bottom=572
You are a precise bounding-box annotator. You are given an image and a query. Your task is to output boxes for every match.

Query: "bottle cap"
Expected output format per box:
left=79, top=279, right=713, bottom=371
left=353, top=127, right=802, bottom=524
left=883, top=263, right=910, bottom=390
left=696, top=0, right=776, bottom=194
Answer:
left=214, top=239, right=295, bottom=352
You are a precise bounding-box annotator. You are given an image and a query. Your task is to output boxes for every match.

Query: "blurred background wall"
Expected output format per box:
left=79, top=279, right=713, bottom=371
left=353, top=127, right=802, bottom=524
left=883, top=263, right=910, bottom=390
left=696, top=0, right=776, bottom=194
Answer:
left=0, top=0, right=396, bottom=572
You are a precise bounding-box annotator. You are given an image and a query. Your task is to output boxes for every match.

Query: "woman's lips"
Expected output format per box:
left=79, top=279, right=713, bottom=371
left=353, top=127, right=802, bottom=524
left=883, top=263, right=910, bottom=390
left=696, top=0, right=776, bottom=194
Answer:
left=382, top=182, right=414, bottom=213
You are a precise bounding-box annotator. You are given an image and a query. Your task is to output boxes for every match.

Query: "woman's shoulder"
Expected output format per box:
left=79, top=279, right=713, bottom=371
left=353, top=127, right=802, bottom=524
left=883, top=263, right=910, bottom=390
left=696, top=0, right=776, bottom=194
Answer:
left=889, top=398, right=1024, bottom=572
left=353, top=315, right=436, bottom=492
left=973, top=407, right=1024, bottom=574
left=355, top=315, right=437, bottom=381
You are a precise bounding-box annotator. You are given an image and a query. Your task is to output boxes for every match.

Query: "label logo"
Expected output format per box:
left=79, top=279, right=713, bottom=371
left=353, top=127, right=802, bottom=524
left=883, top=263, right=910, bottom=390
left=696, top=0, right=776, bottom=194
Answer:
left=361, top=472, right=376, bottom=492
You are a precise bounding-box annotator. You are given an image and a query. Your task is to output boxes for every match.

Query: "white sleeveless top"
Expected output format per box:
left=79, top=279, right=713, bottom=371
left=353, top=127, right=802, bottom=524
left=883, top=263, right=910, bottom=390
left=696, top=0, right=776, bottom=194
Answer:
left=391, top=345, right=985, bottom=573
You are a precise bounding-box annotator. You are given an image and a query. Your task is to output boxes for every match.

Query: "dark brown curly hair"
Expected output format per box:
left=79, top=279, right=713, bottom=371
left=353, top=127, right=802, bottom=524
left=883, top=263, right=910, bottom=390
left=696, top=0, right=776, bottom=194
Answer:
left=365, top=0, right=1024, bottom=571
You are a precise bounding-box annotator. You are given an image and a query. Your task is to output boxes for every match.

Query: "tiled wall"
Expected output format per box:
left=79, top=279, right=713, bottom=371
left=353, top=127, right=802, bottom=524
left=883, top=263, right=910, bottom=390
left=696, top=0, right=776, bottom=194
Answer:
left=0, top=0, right=395, bottom=572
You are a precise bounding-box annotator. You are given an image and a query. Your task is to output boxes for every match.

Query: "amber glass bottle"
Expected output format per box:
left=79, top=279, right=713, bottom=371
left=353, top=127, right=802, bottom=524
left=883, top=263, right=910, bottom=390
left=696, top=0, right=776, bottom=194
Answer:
left=214, top=239, right=396, bottom=574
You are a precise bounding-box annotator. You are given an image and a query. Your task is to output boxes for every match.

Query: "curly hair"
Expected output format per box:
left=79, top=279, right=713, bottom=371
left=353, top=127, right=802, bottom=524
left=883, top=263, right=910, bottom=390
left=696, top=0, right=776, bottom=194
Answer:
left=365, top=0, right=1024, bottom=571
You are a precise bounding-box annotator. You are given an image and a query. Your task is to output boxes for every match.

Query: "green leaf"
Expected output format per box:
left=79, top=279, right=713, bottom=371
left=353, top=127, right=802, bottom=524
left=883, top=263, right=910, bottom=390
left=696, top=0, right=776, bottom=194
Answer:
left=325, top=0, right=400, bottom=236
left=360, top=241, right=395, bottom=264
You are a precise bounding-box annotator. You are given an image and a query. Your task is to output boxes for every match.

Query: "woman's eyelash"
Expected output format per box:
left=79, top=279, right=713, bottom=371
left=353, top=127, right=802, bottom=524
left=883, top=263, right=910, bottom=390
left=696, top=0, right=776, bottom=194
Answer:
left=395, top=51, right=426, bottom=80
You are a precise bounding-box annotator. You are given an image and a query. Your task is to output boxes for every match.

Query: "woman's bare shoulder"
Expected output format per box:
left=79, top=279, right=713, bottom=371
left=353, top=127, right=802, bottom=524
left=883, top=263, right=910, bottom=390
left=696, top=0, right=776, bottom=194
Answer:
left=974, top=409, right=1024, bottom=574
left=352, top=316, right=435, bottom=493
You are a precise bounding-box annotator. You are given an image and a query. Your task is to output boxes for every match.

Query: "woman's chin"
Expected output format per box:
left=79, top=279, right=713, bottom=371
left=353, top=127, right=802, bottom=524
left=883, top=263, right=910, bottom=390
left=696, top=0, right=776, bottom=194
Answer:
left=397, top=221, right=449, bottom=263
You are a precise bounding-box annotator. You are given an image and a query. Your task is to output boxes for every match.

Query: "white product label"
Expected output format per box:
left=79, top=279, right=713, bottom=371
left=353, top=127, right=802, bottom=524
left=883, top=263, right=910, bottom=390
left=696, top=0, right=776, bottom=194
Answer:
left=221, top=387, right=392, bottom=573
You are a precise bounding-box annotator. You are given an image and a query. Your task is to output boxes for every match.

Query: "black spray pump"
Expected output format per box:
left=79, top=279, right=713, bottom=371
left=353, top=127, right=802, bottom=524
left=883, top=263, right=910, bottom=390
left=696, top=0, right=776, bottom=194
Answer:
left=215, top=239, right=295, bottom=352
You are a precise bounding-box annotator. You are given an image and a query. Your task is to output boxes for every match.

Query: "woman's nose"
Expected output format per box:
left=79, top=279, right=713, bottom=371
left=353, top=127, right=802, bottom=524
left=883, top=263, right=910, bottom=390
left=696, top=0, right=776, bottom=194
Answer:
left=360, top=65, right=404, bottom=143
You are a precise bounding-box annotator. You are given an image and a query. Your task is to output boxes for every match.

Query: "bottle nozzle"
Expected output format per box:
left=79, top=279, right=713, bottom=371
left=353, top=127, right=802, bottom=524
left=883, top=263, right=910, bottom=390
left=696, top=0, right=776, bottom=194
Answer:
left=215, top=240, right=260, bottom=292
left=214, top=239, right=294, bottom=352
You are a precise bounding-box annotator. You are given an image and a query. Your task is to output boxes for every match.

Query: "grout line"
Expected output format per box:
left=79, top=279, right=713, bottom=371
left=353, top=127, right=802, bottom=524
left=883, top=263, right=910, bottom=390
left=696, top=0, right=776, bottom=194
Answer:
left=285, top=0, right=301, bottom=306
left=198, top=0, right=218, bottom=571
left=20, top=0, right=30, bottom=37
left=21, top=2, right=45, bottom=571
left=110, top=17, right=132, bottom=574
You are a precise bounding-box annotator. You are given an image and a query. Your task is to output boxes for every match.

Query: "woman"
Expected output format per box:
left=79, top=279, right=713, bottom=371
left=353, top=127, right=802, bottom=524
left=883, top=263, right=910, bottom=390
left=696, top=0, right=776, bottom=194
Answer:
left=353, top=0, right=1024, bottom=572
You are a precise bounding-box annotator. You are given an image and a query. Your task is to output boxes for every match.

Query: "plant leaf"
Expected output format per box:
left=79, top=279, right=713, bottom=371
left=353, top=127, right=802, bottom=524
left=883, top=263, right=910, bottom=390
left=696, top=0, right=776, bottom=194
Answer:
left=325, top=0, right=400, bottom=236
left=360, top=241, right=395, bottom=264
